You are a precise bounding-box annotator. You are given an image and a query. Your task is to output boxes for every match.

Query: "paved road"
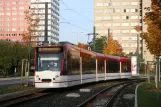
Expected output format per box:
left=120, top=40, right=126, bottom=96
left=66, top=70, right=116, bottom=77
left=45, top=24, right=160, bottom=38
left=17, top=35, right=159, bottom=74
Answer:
left=0, top=76, right=34, bottom=88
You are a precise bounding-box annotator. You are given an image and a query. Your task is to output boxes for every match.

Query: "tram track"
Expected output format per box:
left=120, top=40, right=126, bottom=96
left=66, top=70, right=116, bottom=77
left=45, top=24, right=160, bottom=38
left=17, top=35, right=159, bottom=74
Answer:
left=77, top=80, right=141, bottom=107
left=4, top=79, right=143, bottom=107
left=0, top=88, right=49, bottom=107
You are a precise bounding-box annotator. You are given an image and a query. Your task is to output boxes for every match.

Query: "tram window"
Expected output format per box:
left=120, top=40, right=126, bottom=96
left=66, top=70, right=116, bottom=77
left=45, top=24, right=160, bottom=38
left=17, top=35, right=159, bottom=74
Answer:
left=122, top=62, right=129, bottom=72
left=98, top=59, right=104, bottom=73
left=106, top=60, right=120, bottom=73
left=66, top=54, right=80, bottom=75
left=71, top=56, right=79, bottom=75
left=82, top=52, right=95, bottom=74
left=37, top=54, right=63, bottom=71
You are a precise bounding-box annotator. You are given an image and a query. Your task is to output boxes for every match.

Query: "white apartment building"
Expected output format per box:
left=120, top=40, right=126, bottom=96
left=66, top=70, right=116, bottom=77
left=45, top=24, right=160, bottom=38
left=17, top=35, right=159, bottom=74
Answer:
left=94, top=0, right=149, bottom=55
left=31, top=0, right=59, bottom=44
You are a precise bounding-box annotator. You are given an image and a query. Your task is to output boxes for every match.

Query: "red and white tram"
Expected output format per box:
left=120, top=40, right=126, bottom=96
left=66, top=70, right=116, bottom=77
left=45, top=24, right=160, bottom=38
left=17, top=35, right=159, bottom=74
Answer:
left=34, top=42, right=131, bottom=88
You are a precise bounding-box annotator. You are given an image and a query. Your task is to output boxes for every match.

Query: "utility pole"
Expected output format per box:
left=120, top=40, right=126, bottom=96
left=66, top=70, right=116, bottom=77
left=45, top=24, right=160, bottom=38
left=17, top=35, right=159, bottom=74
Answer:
left=156, top=55, right=160, bottom=88
left=93, top=26, right=96, bottom=51
left=137, top=33, right=140, bottom=75
left=43, top=2, right=49, bottom=45
left=87, top=26, right=98, bottom=52
left=108, top=28, right=110, bottom=42
left=156, top=54, right=160, bottom=101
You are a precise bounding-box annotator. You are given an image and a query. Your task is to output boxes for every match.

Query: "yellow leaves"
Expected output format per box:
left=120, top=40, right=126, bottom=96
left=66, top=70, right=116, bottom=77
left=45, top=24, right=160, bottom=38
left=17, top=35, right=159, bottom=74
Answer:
left=22, top=9, right=40, bottom=47
left=134, top=25, right=141, bottom=32
left=141, top=0, right=161, bottom=55
left=103, top=34, right=124, bottom=56
left=78, top=42, right=88, bottom=50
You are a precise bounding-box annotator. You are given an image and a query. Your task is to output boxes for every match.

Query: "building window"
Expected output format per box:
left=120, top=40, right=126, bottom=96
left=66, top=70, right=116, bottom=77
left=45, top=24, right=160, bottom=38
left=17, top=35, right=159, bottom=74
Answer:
left=131, top=23, right=138, bottom=26
left=0, top=7, right=4, bottom=10
left=12, top=23, right=16, bottom=26
left=0, top=23, right=3, bottom=26
left=122, top=30, right=129, bottom=33
left=104, top=23, right=111, bottom=26
left=115, top=9, right=120, bottom=12
left=131, top=30, right=138, bottom=33
left=0, top=2, right=4, bottom=5
left=122, top=37, right=129, bottom=40
left=131, top=9, right=135, bottom=12
left=12, top=2, right=16, bottom=4
left=0, top=28, right=4, bottom=31
left=122, top=23, right=129, bottom=26
left=12, top=7, right=17, bottom=10
left=135, top=9, right=138, bottom=12
left=6, top=23, right=10, bottom=26
left=104, top=16, right=111, bottom=20
left=12, top=18, right=17, bottom=20
left=96, top=17, right=103, bottom=20
left=12, top=28, right=17, bottom=31
left=19, top=7, right=24, bottom=10
left=0, top=13, right=4, bottom=15
left=6, top=7, right=10, bottom=10
left=131, top=37, right=137, bottom=40
left=122, top=2, right=130, bottom=6
left=6, top=13, right=11, bottom=15
left=6, top=28, right=10, bottom=31
left=126, top=16, right=129, bottom=19
left=113, top=23, right=120, bottom=26
left=96, top=3, right=102, bottom=6
left=113, top=30, right=120, bottom=33
left=19, top=18, right=24, bottom=20
left=112, top=2, right=120, bottom=6
left=113, top=16, right=120, bottom=19
left=6, top=2, right=10, bottom=5
left=131, top=2, right=138, bottom=5
left=131, top=16, right=138, bottom=19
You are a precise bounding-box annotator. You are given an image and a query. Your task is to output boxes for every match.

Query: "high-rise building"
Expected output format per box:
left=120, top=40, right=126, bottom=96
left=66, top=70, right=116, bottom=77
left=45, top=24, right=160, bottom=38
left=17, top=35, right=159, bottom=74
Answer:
left=0, top=0, right=30, bottom=41
left=0, top=0, right=59, bottom=44
left=31, top=0, right=59, bottom=44
left=94, top=0, right=151, bottom=59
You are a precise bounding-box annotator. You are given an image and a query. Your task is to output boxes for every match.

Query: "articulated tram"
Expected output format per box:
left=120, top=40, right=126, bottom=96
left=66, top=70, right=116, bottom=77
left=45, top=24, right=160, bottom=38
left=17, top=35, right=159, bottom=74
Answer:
left=34, top=42, right=131, bottom=88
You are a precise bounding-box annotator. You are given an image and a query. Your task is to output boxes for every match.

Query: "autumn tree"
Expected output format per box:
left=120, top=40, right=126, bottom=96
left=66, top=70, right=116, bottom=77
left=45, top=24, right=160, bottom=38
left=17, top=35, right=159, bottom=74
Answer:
left=22, top=9, right=40, bottom=46
left=103, top=34, right=124, bottom=56
left=78, top=42, right=88, bottom=50
left=141, top=0, right=161, bottom=55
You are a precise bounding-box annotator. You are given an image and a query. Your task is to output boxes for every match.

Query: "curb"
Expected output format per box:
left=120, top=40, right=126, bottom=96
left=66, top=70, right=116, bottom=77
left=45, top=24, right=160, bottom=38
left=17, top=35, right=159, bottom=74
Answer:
left=0, top=76, right=34, bottom=81
left=0, top=88, right=35, bottom=99
left=135, top=82, right=143, bottom=107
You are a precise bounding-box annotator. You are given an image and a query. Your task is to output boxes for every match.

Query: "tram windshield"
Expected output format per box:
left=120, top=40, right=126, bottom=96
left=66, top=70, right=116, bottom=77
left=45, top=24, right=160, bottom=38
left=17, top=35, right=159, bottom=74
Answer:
left=36, top=54, right=63, bottom=72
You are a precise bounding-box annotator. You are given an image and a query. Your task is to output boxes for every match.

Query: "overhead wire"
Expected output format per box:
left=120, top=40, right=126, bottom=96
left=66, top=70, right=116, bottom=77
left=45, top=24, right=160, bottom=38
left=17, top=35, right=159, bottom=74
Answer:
left=59, top=15, right=88, bottom=31
left=61, top=0, right=94, bottom=23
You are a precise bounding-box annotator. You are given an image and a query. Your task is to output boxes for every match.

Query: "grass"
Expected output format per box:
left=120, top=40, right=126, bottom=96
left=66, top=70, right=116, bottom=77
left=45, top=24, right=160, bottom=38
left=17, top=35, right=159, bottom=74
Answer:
left=0, top=85, right=34, bottom=95
left=138, top=81, right=161, bottom=107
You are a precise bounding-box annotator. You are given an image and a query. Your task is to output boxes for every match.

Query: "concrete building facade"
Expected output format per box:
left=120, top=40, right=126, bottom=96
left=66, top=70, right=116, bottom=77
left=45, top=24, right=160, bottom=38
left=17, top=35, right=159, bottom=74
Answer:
left=0, top=0, right=59, bottom=44
left=94, top=0, right=153, bottom=61
left=31, top=0, right=59, bottom=44
left=0, top=0, right=30, bottom=41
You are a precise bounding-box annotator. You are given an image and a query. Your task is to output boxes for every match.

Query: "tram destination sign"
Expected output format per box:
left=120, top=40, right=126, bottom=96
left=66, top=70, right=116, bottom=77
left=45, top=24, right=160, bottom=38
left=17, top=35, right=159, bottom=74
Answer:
left=38, top=47, right=63, bottom=53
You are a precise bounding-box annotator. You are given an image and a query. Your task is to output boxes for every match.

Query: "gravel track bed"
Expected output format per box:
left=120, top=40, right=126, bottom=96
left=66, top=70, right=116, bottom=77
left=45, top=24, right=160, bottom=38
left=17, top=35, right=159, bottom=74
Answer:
left=112, top=83, right=138, bottom=107
left=17, top=81, right=123, bottom=107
